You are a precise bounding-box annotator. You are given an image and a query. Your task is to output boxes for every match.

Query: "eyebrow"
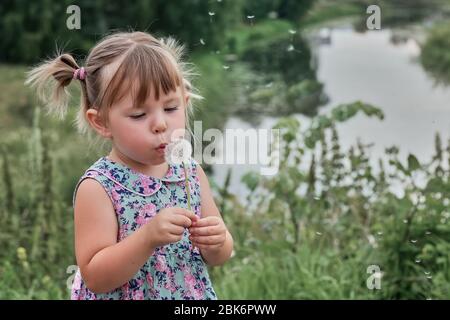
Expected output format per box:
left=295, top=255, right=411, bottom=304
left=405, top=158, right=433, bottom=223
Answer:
left=162, top=97, right=179, bottom=104
left=128, top=97, right=180, bottom=110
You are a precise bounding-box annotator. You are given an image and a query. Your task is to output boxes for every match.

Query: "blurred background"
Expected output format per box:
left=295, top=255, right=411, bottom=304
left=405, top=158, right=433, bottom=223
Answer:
left=0, top=0, right=449, bottom=299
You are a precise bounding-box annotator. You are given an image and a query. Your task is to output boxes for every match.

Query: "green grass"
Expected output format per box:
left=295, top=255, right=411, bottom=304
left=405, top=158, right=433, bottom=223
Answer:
left=213, top=243, right=381, bottom=299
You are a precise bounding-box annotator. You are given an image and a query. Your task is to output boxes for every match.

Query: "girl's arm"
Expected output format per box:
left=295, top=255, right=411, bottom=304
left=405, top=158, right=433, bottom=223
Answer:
left=74, top=178, right=156, bottom=294
left=195, top=165, right=234, bottom=266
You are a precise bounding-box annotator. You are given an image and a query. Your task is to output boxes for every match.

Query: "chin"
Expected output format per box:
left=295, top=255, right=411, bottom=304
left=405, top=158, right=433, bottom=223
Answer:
left=149, top=153, right=166, bottom=165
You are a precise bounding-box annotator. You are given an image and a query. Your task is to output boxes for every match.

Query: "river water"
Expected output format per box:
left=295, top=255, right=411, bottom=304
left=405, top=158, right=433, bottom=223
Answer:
left=211, top=21, right=450, bottom=199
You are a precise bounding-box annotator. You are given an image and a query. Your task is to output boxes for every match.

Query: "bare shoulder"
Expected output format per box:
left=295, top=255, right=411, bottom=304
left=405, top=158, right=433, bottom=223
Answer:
left=74, top=178, right=115, bottom=216
left=196, top=163, right=209, bottom=184
left=196, top=164, right=221, bottom=218
left=196, top=163, right=214, bottom=195
left=74, top=178, right=118, bottom=267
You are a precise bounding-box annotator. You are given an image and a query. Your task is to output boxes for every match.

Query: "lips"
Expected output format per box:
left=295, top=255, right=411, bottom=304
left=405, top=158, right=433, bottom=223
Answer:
left=156, top=143, right=167, bottom=150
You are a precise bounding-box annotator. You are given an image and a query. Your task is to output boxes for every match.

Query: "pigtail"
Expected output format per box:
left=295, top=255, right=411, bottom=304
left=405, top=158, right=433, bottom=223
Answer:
left=25, top=53, right=82, bottom=120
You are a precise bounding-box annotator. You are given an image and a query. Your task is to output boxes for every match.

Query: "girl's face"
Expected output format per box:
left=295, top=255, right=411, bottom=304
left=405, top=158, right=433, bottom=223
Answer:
left=106, top=85, right=188, bottom=166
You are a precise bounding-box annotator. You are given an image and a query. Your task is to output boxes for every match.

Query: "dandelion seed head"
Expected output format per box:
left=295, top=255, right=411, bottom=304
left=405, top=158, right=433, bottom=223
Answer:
left=164, top=138, right=192, bottom=165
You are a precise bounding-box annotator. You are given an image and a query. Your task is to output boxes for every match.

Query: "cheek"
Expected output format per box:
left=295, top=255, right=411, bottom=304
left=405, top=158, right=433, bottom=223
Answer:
left=111, top=118, right=144, bottom=144
left=172, top=109, right=186, bottom=127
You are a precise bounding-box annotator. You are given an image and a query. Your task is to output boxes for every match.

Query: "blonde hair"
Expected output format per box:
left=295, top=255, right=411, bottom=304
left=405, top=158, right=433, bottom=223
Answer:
left=25, top=31, right=202, bottom=149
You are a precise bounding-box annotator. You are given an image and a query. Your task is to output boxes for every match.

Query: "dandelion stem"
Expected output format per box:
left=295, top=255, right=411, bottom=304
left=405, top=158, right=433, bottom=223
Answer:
left=183, top=161, right=192, bottom=211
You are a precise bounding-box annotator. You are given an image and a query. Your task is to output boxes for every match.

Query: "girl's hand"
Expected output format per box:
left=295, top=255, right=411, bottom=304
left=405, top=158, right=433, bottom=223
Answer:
left=146, top=207, right=198, bottom=248
left=188, top=216, right=227, bottom=251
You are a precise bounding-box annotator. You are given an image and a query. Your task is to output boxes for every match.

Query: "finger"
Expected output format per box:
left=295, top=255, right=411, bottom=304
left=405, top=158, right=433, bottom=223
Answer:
left=169, top=233, right=183, bottom=243
left=174, top=208, right=198, bottom=223
left=189, top=225, right=222, bottom=236
left=191, top=216, right=220, bottom=227
left=168, top=224, right=185, bottom=236
left=189, top=234, right=224, bottom=245
left=171, top=215, right=193, bottom=228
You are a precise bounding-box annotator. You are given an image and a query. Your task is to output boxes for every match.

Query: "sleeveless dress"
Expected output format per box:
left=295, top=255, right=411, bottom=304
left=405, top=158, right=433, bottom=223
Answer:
left=70, top=156, right=217, bottom=300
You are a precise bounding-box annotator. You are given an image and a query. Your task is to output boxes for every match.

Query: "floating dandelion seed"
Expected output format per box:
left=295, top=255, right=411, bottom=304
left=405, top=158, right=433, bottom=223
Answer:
left=377, top=231, right=383, bottom=236
left=165, top=139, right=193, bottom=210
left=403, top=219, right=408, bottom=224
left=425, top=231, right=431, bottom=235
left=424, top=271, right=431, bottom=275
left=415, top=259, right=421, bottom=263
left=247, top=15, right=255, bottom=26
left=410, top=239, right=418, bottom=244
left=265, top=82, right=273, bottom=88
left=287, top=44, right=295, bottom=52
left=200, top=38, right=205, bottom=45
left=223, top=65, right=230, bottom=70
left=316, top=232, right=322, bottom=236
left=208, top=11, right=215, bottom=23
left=288, top=29, right=297, bottom=34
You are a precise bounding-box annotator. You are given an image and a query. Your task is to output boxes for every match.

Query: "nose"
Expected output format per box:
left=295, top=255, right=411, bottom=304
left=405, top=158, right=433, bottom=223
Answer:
left=152, top=114, right=167, bottom=134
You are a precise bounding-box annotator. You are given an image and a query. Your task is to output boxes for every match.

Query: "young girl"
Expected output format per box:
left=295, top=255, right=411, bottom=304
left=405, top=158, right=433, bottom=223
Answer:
left=26, top=31, right=233, bottom=300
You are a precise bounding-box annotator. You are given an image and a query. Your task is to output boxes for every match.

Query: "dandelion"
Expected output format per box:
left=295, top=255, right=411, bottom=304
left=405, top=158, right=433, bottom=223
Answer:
left=17, top=247, right=27, bottom=261
left=165, top=138, right=193, bottom=210
left=17, top=247, right=29, bottom=270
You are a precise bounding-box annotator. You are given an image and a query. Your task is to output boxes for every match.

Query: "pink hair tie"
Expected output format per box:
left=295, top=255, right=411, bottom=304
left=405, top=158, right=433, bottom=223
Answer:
left=73, top=67, right=86, bottom=81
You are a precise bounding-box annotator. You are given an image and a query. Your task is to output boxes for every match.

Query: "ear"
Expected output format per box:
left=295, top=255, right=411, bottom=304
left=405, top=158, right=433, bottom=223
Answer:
left=85, top=108, right=112, bottom=139
left=184, top=94, right=190, bottom=106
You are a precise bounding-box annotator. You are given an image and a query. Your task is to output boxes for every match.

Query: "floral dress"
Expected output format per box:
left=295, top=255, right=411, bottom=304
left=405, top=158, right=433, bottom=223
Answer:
left=70, top=156, right=217, bottom=300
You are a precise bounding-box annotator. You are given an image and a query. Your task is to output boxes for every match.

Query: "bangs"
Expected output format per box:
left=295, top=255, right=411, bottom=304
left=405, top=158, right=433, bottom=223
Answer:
left=100, top=44, right=183, bottom=110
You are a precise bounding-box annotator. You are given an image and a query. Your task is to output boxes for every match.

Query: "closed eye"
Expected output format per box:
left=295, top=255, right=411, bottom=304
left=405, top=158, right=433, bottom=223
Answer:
left=165, top=106, right=179, bottom=112
left=130, top=113, right=145, bottom=119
